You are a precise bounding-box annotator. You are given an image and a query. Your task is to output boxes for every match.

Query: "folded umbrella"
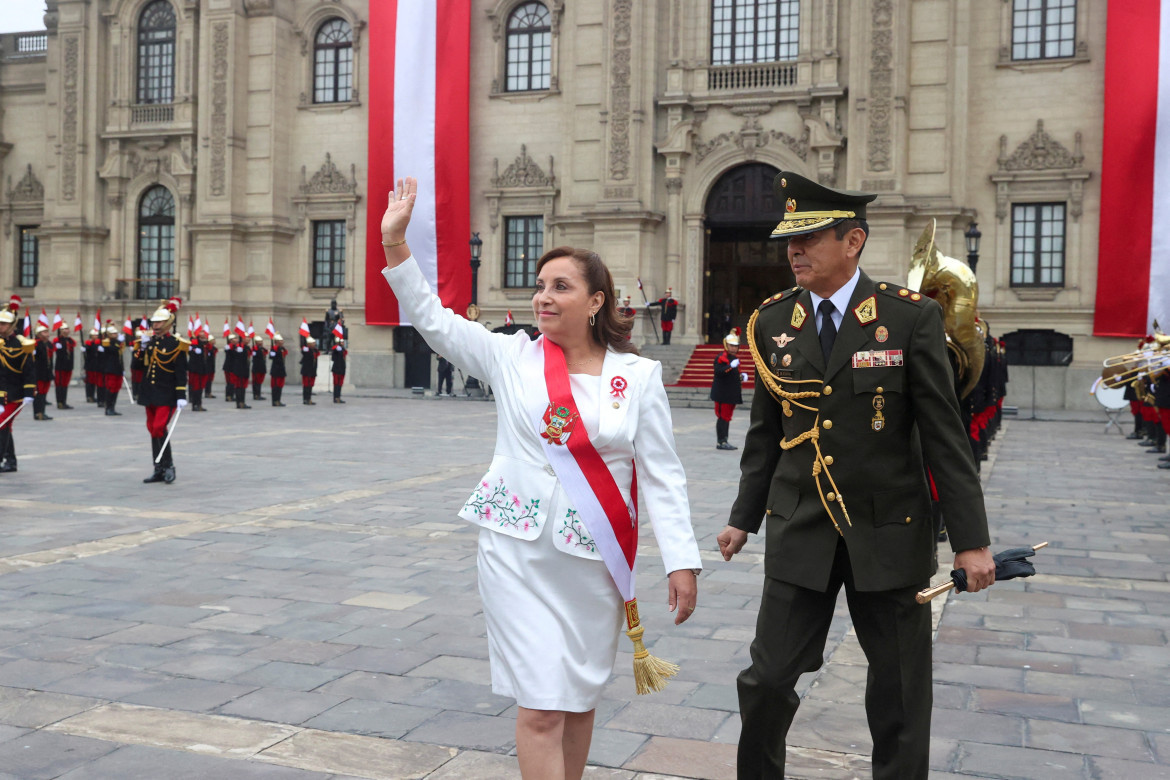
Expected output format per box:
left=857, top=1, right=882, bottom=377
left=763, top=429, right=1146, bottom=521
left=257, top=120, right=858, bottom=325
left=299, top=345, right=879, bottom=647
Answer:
left=916, top=542, right=1047, bottom=604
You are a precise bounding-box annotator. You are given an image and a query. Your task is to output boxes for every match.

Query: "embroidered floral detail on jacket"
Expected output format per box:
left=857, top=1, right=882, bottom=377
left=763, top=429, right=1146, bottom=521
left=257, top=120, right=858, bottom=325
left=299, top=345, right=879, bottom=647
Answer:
left=464, top=477, right=540, bottom=531
left=555, top=508, right=597, bottom=552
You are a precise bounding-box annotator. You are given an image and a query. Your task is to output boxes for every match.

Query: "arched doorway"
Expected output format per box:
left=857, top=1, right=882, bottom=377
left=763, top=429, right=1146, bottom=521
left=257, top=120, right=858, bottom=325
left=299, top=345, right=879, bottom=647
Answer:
left=703, top=163, right=795, bottom=342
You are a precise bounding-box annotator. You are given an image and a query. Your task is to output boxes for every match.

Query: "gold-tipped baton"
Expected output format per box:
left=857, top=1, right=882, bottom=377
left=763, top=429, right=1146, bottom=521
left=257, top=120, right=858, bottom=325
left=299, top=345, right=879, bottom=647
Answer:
left=154, top=405, right=183, bottom=464
left=916, top=541, right=1048, bottom=604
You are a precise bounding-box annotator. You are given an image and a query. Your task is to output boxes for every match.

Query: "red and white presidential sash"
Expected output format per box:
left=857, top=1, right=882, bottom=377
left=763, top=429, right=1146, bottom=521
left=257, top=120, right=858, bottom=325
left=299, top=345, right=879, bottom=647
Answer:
left=535, top=337, right=639, bottom=604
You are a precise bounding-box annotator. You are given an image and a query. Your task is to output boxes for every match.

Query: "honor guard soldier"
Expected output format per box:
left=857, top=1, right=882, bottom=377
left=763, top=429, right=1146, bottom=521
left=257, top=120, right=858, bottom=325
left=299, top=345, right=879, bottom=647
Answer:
left=130, top=328, right=148, bottom=402
left=711, top=327, right=747, bottom=450
left=100, top=322, right=126, bottom=415
left=53, top=326, right=76, bottom=410
left=646, top=287, right=679, bottom=345
left=187, top=331, right=208, bottom=411
left=251, top=336, right=268, bottom=401
left=617, top=296, right=636, bottom=341
left=717, top=172, right=994, bottom=780
left=140, top=298, right=188, bottom=484
left=436, top=355, right=454, bottom=396
left=1154, top=366, right=1170, bottom=469
left=224, top=333, right=251, bottom=408
left=203, top=335, right=217, bottom=399
left=269, top=335, right=288, bottom=406
left=330, top=337, right=347, bottom=403
left=84, top=328, right=102, bottom=405
left=0, top=296, right=35, bottom=472
left=300, top=336, right=319, bottom=405
left=33, top=325, right=54, bottom=420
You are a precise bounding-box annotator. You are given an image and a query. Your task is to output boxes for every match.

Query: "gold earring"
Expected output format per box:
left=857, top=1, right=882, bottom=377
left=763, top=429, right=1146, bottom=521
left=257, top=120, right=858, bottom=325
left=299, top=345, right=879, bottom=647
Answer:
left=589, top=312, right=596, bottom=326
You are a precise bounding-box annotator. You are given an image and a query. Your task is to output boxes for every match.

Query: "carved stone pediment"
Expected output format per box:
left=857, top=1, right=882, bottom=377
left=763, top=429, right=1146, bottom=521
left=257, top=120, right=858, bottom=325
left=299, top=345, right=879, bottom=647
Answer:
left=492, top=145, right=555, bottom=189
left=694, top=116, right=809, bottom=163
left=300, top=153, right=358, bottom=196
left=8, top=164, right=44, bottom=202
left=998, top=120, right=1083, bottom=171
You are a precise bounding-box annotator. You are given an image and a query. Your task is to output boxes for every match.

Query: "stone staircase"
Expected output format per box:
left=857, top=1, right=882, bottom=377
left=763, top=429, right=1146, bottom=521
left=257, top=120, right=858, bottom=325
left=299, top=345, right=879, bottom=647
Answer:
left=638, top=342, right=757, bottom=409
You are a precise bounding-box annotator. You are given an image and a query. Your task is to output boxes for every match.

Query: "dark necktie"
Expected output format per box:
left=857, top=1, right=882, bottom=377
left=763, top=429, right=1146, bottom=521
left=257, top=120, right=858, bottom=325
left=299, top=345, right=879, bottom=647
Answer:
left=818, top=300, right=837, bottom=364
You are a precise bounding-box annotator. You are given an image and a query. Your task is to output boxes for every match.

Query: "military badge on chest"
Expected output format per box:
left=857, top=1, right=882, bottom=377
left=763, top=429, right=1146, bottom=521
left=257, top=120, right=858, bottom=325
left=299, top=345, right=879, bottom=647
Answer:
left=541, top=404, right=579, bottom=445
left=871, top=393, right=886, bottom=431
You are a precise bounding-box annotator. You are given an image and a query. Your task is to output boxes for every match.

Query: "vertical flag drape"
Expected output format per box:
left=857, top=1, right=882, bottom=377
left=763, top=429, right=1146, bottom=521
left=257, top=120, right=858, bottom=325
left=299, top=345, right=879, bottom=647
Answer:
left=1095, top=0, right=1169, bottom=335
left=365, top=0, right=471, bottom=326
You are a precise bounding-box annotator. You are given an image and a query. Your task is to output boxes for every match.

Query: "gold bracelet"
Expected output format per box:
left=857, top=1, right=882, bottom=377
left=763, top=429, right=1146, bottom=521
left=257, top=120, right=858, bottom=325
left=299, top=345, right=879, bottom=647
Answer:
left=382, top=238, right=407, bottom=248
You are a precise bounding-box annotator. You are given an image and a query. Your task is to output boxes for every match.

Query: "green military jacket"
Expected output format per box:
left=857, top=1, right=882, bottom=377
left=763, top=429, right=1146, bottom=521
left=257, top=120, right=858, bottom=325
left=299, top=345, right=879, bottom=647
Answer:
left=728, top=270, right=990, bottom=592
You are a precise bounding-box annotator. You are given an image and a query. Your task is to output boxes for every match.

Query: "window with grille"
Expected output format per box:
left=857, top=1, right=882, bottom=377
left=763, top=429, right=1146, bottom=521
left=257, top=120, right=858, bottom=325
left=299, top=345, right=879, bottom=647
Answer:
left=711, top=0, right=799, bottom=66
left=506, top=3, right=551, bottom=92
left=1010, top=203, right=1066, bottom=287
left=137, top=187, right=176, bottom=300
left=137, top=0, right=176, bottom=104
left=313, top=221, right=346, bottom=288
left=314, top=18, right=354, bottom=103
left=1011, top=0, right=1076, bottom=60
left=504, top=216, right=543, bottom=289
left=17, top=227, right=38, bottom=288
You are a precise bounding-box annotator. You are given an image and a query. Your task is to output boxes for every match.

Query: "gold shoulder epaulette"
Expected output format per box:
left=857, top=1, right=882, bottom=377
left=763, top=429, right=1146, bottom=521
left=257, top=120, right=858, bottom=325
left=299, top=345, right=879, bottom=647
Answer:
left=177, top=336, right=190, bottom=352
left=17, top=335, right=35, bottom=355
left=758, top=286, right=802, bottom=311
left=876, top=282, right=926, bottom=304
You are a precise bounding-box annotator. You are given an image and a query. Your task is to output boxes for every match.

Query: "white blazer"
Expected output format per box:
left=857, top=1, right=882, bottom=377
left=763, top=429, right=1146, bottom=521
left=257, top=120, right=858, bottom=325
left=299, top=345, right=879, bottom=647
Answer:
left=383, top=258, right=702, bottom=575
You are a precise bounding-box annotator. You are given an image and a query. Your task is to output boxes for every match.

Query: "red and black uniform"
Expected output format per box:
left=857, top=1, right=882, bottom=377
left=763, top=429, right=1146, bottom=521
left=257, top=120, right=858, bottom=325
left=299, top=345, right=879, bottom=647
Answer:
left=300, top=343, right=319, bottom=405
left=84, top=335, right=101, bottom=404
left=1155, top=371, right=1170, bottom=469
left=203, top=341, right=218, bottom=398
left=617, top=302, right=636, bottom=341
left=251, top=343, right=268, bottom=400
left=269, top=344, right=288, bottom=406
left=130, top=338, right=147, bottom=403
left=224, top=340, right=250, bottom=408
left=647, top=294, right=679, bottom=345
left=186, top=337, right=206, bottom=410
left=0, top=332, right=35, bottom=472
left=100, top=333, right=126, bottom=415
left=52, top=332, right=76, bottom=409
left=330, top=342, right=347, bottom=403
left=710, top=348, right=745, bottom=449
left=33, top=336, right=54, bottom=420
left=140, top=333, right=188, bottom=483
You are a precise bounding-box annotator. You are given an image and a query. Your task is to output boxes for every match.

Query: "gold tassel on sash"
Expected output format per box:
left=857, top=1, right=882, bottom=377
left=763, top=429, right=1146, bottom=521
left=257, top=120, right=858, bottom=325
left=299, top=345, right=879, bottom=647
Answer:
left=624, top=599, right=678, bottom=694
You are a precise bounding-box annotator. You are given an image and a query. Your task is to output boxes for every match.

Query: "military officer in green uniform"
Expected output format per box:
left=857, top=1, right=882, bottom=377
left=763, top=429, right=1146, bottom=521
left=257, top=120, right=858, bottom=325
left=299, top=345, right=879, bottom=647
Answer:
left=717, top=172, right=995, bottom=780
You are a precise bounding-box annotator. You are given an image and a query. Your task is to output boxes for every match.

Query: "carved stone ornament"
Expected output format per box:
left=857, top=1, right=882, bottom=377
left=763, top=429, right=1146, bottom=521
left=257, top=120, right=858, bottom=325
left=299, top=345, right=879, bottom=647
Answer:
left=492, top=145, right=555, bottom=188
left=608, top=0, right=633, bottom=181
left=8, top=165, right=44, bottom=203
left=694, top=116, right=809, bottom=163
left=61, top=36, right=80, bottom=201
left=210, top=22, right=230, bottom=197
left=998, top=120, right=1084, bottom=171
left=300, top=153, right=358, bottom=195
left=867, top=0, right=894, bottom=172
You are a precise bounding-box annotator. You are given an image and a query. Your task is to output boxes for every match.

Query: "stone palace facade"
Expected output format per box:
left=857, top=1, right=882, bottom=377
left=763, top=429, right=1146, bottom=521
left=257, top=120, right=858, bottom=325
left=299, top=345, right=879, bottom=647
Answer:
left=0, top=0, right=1111, bottom=404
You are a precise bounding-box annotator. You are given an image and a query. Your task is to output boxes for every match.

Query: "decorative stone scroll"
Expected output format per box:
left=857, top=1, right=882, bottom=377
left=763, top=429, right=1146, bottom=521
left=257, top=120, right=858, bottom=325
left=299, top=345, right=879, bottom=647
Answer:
left=998, top=120, right=1083, bottom=171
left=867, top=0, right=893, bottom=172
left=8, top=165, right=44, bottom=202
left=301, top=153, right=358, bottom=195
left=492, top=145, right=555, bottom=189
left=209, top=22, right=230, bottom=197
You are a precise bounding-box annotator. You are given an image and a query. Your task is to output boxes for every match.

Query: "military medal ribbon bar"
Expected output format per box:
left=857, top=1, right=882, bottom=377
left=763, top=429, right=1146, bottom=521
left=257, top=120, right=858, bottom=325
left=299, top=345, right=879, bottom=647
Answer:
left=851, top=349, right=904, bottom=368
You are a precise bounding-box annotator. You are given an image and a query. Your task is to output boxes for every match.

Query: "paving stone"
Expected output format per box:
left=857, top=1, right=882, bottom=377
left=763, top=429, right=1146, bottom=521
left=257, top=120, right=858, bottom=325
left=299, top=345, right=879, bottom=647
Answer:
left=0, top=730, right=119, bottom=778
left=217, top=688, right=349, bottom=725
left=405, top=655, right=492, bottom=686
left=603, top=700, right=730, bottom=741
left=973, top=689, right=1079, bottom=721
left=1026, top=719, right=1155, bottom=761
left=1081, top=699, right=1170, bottom=733
left=401, top=679, right=513, bottom=716
left=402, top=710, right=517, bottom=752
left=1086, top=755, right=1170, bottom=780
left=230, top=661, right=349, bottom=692
left=316, top=671, right=438, bottom=702
left=303, top=698, right=439, bottom=739
left=957, top=742, right=1086, bottom=779
left=54, top=743, right=338, bottom=779
left=621, top=736, right=737, bottom=779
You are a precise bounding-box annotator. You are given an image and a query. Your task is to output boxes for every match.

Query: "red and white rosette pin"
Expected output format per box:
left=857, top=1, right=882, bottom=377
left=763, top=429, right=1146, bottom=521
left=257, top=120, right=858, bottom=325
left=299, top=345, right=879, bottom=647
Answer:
left=610, top=376, right=628, bottom=399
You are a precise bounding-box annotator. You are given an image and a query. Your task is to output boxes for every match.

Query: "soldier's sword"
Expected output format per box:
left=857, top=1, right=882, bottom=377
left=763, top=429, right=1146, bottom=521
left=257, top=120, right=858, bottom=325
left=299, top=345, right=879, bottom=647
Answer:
left=155, top=405, right=183, bottom=464
left=122, top=373, right=136, bottom=404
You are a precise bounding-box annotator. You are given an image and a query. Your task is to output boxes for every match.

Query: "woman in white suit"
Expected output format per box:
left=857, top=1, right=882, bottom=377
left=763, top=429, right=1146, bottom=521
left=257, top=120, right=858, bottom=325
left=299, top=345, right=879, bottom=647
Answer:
left=381, top=178, right=701, bottom=780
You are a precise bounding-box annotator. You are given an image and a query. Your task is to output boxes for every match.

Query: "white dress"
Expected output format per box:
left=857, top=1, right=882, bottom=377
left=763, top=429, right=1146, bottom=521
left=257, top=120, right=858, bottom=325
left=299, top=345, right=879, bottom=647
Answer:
left=476, top=374, right=624, bottom=712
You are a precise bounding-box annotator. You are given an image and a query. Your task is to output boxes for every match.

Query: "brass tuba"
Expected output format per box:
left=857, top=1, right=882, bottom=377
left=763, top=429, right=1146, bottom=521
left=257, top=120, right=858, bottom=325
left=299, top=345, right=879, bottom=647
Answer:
left=907, top=219, right=987, bottom=399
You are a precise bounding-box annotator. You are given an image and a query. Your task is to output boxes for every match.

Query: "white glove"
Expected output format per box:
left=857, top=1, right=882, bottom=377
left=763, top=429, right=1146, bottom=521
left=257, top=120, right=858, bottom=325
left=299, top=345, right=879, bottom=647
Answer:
left=729, top=358, right=740, bottom=368
left=740, top=373, right=749, bottom=383
left=176, top=399, right=188, bottom=410
left=97, top=346, right=105, bottom=352
left=194, top=348, right=202, bottom=354
left=21, top=396, right=33, bottom=406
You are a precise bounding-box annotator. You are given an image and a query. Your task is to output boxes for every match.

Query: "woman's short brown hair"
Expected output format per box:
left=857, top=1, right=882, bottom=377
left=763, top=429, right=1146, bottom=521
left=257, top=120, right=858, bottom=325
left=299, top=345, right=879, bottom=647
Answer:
left=535, top=247, right=638, bottom=355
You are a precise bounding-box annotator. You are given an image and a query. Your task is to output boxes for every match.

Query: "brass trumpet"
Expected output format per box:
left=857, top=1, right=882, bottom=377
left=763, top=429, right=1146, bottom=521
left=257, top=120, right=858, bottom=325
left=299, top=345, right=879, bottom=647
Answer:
left=1099, top=344, right=1170, bottom=388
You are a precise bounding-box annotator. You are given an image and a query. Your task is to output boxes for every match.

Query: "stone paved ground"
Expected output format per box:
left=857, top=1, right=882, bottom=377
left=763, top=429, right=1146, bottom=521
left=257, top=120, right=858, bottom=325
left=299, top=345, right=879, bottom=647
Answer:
left=0, top=389, right=1166, bottom=779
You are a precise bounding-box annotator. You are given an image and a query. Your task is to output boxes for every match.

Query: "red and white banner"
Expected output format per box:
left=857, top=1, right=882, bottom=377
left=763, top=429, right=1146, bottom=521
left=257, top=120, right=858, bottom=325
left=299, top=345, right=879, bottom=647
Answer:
left=1096, top=0, right=1170, bottom=336
left=73, top=312, right=82, bottom=333
left=365, top=0, right=471, bottom=327
left=50, top=308, right=62, bottom=332
left=265, top=318, right=276, bottom=339
left=38, top=309, right=49, bottom=330
left=298, top=317, right=311, bottom=337
left=223, top=318, right=231, bottom=339
left=93, top=309, right=101, bottom=334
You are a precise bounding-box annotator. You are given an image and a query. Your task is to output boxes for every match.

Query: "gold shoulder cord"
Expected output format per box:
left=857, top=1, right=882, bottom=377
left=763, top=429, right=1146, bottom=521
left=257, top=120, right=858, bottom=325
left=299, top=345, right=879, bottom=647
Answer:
left=0, top=342, right=29, bottom=374
left=745, top=308, right=853, bottom=535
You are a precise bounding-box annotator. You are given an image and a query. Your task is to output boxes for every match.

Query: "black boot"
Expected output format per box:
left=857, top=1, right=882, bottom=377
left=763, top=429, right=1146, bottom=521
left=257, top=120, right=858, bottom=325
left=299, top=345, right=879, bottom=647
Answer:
left=96, top=385, right=106, bottom=408
left=1127, top=415, right=1143, bottom=439
left=334, top=385, right=344, bottom=404
left=0, top=428, right=14, bottom=473
left=272, top=386, right=285, bottom=407
left=85, top=382, right=95, bottom=403
left=253, top=380, right=265, bottom=401
left=716, top=418, right=737, bottom=450
left=237, top=398, right=252, bottom=409
left=143, top=438, right=166, bottom=483
left=190, top=387, right=203, bottom=411
left=105, top=392, right=121, bottom=415
left=662, top=331, right=672, bottom=345
left=1149, top=427, right=1167, bottom=454
left=161, top=442, right=176, bottom=484
left=204, top=385, right=215, bottom=399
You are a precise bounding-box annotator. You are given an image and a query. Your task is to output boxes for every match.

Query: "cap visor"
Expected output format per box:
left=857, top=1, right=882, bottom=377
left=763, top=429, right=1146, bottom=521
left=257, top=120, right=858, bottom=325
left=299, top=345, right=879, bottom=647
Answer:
left=771, top=216, right=845, bottom=238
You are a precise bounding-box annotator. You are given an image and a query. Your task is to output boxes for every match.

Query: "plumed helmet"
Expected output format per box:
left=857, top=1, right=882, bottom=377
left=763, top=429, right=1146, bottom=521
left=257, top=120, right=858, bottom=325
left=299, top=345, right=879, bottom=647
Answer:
left=105, top=322, right=119, bottom=335
left=305, top=336, right=317, bottom=346
left=89, top=327, right=99, bottom=336
left=35, top=325, right=49, bottom=335
left=272, top=333, right=283, bottom=342
left=723, top=327, right=741, bottom=348
left=150, top=297, right=182, bottom=325
left=0, top=295, right=20, bottom=325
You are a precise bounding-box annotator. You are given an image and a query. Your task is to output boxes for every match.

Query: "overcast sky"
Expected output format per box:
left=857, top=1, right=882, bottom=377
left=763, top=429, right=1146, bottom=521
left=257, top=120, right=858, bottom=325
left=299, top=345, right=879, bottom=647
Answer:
left=0, top=1, right=47, bottom=34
